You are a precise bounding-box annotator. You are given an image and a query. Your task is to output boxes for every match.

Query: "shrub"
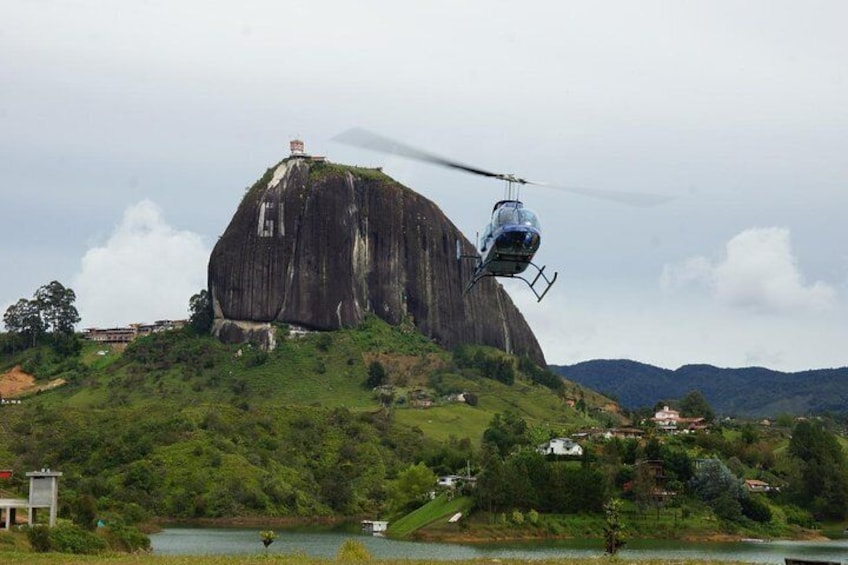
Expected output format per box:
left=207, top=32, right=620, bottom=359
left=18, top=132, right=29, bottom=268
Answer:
left=336, top=538, right=372, bottom=561
left=740, top=494, right=772, bottom=523
left=511, top=509, right=525, bottom=524
left=49, top=523, right=108, bottom=554
left=101, top=524, right=151, bottom=553
left=244, top=350, right=268, bottom=367
left=26, top=525, right=51, bottom=552
left=316, top=333, right=333, bottom=351
left=783, top=504, right=816, bottom=528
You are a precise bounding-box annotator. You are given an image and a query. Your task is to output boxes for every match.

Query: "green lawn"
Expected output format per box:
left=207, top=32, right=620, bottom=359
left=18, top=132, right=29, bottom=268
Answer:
left=388, top=494, right=473, bottom=538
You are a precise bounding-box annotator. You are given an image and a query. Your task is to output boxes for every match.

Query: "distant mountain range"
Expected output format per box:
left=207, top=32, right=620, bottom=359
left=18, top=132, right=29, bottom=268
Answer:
left=549, top=360, right=848, bottom=418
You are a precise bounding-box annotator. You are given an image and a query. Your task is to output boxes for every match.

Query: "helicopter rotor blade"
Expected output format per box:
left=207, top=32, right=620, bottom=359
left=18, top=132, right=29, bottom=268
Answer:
left=525, top=179, right=674, bottom=207
left=333, top=128, right=672, bottom=206
left=332, top=128, right=526, bottom=183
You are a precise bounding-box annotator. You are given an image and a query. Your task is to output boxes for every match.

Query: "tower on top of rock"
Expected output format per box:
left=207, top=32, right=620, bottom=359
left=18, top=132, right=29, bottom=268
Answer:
left=289, top=139, right=325, bottom=162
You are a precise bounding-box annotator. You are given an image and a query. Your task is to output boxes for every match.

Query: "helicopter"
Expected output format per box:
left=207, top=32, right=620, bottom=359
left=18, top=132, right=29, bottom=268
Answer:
left=333, top=128, right=671, bottom=302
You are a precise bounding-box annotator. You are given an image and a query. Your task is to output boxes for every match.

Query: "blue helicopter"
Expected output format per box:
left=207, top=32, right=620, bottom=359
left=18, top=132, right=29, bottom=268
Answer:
left=334, top=129, right=670, bottom=302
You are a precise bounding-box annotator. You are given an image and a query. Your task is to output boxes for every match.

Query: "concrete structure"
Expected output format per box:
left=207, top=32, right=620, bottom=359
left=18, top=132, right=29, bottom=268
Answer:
left=27, top=470, right=62, bottom=526
left=288, top=139, right=325, bottom=161
left=0, top=498, right=28, bottom=529
left=0, top=469, right=62, bottom=529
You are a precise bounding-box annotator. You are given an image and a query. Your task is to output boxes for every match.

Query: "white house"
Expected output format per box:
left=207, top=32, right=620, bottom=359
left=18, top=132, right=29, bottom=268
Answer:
left=651, top=405, right=708, bottom=434
left=652, top=405, right=681, bottom=432
left=537, top=438, right=583, bottom=457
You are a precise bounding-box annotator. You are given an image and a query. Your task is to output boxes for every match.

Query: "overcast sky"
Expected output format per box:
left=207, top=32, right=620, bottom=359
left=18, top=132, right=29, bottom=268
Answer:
left=3, top=0, right=847, bottom=371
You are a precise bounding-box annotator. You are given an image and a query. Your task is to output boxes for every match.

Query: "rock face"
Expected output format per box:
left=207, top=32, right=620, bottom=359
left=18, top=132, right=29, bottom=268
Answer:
left=208, top=156, right=545, bottom=365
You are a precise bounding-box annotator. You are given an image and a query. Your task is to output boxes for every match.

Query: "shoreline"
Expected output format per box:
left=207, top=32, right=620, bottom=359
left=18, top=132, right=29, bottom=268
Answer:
left=149, top=515, right=831, bottom=544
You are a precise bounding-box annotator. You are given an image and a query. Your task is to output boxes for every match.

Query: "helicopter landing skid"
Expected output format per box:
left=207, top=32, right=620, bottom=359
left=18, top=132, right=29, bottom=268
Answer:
left=457, top=242, right=557, bottom=302
left=467, top=262, right=558, bottom=302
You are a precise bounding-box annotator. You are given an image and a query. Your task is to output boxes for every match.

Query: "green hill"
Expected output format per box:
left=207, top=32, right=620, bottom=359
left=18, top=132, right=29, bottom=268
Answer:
left=0, top=317, right=613, bottom=524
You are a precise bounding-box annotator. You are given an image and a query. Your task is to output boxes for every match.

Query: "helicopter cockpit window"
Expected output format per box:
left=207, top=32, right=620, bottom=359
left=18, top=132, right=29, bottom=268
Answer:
left=493, top=206, right=520, bottom=227
left=518, top=208, right=540, bottom=229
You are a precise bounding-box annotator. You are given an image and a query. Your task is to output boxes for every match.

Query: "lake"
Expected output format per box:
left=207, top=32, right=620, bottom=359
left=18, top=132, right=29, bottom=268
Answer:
left=150, top=528, right=848, bottom=563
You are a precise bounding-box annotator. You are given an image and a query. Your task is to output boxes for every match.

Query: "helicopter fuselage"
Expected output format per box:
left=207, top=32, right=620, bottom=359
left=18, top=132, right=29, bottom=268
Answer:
left=478, top=200, right=541, bottom=276
left=457, top=199, right=556, bottom=301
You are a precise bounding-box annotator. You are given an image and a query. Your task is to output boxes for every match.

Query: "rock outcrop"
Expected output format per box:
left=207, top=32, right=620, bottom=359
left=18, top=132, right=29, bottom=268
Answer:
left=208, top=155, right=545, bottom=365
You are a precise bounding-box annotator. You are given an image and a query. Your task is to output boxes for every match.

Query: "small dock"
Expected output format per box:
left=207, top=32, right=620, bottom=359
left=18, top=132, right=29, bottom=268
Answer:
left=361, top=520, right=388, bottom=536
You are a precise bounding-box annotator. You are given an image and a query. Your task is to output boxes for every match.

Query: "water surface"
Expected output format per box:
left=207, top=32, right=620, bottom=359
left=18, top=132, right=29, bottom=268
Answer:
left=151, top=527, right=848, bottom=563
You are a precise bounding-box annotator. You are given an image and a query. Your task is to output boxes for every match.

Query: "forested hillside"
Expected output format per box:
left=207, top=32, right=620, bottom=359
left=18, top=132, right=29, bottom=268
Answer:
left=4, top=313, right=848, bottom=544
left=0, top=316, right=607, bottom=524
left=550, top=360, right=848, bottom=417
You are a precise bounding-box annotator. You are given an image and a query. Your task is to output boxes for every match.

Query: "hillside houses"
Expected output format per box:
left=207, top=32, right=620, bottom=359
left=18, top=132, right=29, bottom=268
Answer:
left=82, top=320, right=186, bottom=344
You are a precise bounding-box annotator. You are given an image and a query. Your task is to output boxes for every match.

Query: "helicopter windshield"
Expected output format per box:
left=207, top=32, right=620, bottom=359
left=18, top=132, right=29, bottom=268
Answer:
left=519, top=208, right=540, bottom=229
left=491, top=202, right=540, bottom=230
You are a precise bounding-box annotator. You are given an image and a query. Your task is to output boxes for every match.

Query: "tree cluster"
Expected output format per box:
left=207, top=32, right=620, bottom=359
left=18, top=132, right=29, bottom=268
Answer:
left=475, top=446, right=607, bottom=514
left=475, top=412, right=607, bottom=514
left=517, top=356, right=565, bottom=392
left=787, top=419, right=848, bottom=520
left=452, top=345, right=515, bottom=385
left=3, top=281, right=80, bottom=351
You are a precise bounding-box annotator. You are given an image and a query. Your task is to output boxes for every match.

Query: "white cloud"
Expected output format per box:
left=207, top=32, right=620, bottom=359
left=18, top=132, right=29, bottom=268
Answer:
left=72, top=200, right=210, bottom=327
left=661, top=227, right=836, bottom=314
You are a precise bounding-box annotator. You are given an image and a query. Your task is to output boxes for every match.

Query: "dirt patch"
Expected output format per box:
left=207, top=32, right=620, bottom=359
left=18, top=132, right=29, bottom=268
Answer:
left=363, top=352, right=448, bottom=386
left=0, top=365, right=65, bottom=398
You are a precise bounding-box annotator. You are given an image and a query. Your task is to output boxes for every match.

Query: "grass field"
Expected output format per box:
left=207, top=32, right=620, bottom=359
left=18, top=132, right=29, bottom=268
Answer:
left=0, top=554, right=744, bottom=565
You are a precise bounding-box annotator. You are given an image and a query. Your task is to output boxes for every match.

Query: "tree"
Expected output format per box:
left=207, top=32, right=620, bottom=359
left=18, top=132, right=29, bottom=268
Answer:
left=678, top=390, right=715, bottom=422
left=475, top=444, right=508, bottom=513
left=35, top=280, right=80, bottom=334
left=740, top=423, right=759, bottom=445
left=259, top=530, right=276, bottom=552
left=188, top=289, right=214, bottom=334
left=70, top=494, right=98, bottom=531
left=3, top=298, right=45, bottom=347
left=688, top=458, right=746, bottom=521
left=631, top=461, right=657, bottom=516
left=787, top=419, right=848, bottom=519
left=365, top=361, right=388, bottom=388
left=502, top=449, right=546, bottom=510
left=482, top=411, right=529, bottom=457
left=689, top=458, right=744, bottom=502
left=386, top=463, right=437, bottom=515
left=604, top=498, right=627, bottom=555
